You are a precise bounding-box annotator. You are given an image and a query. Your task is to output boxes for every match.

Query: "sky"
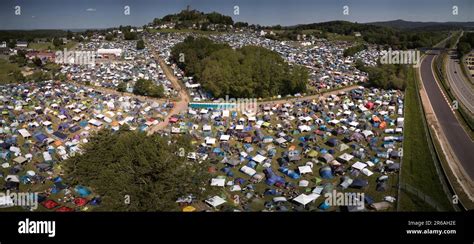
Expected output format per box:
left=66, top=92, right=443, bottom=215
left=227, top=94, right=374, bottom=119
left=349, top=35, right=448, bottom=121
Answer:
left=0, top=0, right=473, bottom=30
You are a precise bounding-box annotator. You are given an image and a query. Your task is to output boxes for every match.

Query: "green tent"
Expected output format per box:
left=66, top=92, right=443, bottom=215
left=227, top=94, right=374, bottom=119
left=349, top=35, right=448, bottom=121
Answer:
left=307, top=150, right=318, bottom=158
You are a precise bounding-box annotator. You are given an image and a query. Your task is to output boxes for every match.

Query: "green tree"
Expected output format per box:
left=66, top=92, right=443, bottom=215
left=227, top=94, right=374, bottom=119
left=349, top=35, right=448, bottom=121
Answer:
left=65, top=130, right=213, bottom=211
left=52, top=38, right=63, bottom=47
left=117, top=82, right=127, bottom=92
left=457, top=42, right=472, bottom=58
left=123, top=31, right=137, bottom=40
left=105, top=33, right=114, bottom=41
left=136, top=39, right=145, bottom=50
left=133, top=79, right=164, bottom=98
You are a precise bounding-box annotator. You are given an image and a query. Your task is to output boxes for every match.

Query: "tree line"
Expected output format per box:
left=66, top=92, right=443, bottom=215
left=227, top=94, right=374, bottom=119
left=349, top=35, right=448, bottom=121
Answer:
left=457, top=32, right=474, bottom=57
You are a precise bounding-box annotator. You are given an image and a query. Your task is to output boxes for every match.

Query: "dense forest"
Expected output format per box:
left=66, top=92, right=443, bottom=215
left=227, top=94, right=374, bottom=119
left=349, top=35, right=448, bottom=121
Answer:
left=65, top=128, right=214, bottom=211
left=171, top=37, right=308, bottom=98
left=355, top=60, right=408, bottom=90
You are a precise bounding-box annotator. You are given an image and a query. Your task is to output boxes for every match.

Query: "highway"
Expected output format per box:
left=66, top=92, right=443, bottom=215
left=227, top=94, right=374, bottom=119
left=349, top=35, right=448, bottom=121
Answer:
left=446, top=50, right=474, bottom=114
left=420, top=54, right=474, bottom=180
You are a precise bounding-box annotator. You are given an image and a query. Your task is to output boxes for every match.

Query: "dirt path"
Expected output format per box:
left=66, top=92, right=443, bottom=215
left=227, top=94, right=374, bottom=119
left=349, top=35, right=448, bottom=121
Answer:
left=147, top=51, right=190, bottom=135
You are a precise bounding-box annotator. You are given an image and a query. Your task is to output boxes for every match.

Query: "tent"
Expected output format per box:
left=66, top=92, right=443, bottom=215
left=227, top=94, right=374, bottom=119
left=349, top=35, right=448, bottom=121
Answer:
left=376, top=182, right=388, bottom=192
left=74, top=197, right=88, bottom=206
left=321, top=153, right=334, bottom=163
left=205, top=196, right=226, bottom=208
left=75, top=185, right=91, bottom=197
left=56, top=206, right=74, bottom=212
left=337, top=143, right=349, bottom=152
left=370, top=202, right=391, bottom=211
left=350, top=178, right=369, bottom=189
left=211, top=178, right=226, bottom=187
left=293, top=193, right=319, bottom=206
left=298, top=165, right=312, bottom=175
left=182, top=206, right=196, bottom=212
left=307, top=150, right=318, bottom=158
left=41, top=199, right=59, bottom=209
left=327, top=138, right=338, bottom=147
left=319, top=166, right=333, bottom=179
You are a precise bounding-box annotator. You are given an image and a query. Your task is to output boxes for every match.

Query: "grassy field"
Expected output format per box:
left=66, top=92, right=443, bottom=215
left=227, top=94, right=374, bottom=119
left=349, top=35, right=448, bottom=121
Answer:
left=0, top=59, right=21, bottom=84
left=399, top=68, right=454, bottom=211
left=326, top=33, right=364, bottom=42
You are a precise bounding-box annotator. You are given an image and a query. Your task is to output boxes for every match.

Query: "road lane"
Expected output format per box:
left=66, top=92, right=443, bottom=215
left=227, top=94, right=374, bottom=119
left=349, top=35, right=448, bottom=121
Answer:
left=420, top=54, right=474, bottom=180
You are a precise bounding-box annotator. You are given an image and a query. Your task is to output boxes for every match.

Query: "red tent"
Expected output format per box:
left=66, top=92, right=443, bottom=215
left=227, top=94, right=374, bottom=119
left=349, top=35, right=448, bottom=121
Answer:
left=365, top=102, right=374, bottom=110
left=169, top=117, right=178, bottom=123
left=208, top=166, right=217, bottom=173
left=73, top=197, right=88, bottom=206
left=41, top=199, right=59, bottom=209
left=56, top=206, right=74, bottom=212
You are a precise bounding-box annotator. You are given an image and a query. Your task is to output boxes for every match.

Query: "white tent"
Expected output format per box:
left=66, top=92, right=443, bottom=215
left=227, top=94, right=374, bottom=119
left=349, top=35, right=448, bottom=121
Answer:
left=18, top=129, right=31, bottom=138
left=240, top=165, right=256, bottom=176
left=220, top=135, right=230, bottom=141
left=205, top=196, right=226, bottom=208
left=338, top=153, right=354, bottom=163
left=298, top=165, right=312, bottom=174
left=210, top=178, right=225, bottom=187
left=293, top=193, right=320, bottom=206
left=205, top=137, right=216, bottom=145
left=252, top=154, right=266, bottom=164
left=351, top=161, right=367, bottom=170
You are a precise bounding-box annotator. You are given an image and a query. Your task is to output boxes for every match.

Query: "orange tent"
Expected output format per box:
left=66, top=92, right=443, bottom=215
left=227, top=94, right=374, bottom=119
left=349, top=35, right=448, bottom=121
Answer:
left=111, top=121, right=119, bottom=127
left=379, top=121, right=387, bottom=129
left=53, top=140, right=62, bottom=147
left=372, top=116, right=381, bottom=123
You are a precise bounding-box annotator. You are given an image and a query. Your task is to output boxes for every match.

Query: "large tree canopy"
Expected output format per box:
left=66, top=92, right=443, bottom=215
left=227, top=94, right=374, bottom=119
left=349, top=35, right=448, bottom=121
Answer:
left=65, top=129, right=214, bottom=211
left=171, top=37, right=308, bottom=98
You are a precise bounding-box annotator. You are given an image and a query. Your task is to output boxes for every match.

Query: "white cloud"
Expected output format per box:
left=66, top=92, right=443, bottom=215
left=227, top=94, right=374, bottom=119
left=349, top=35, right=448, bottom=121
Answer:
left=86, top=8, right=96, bottom=12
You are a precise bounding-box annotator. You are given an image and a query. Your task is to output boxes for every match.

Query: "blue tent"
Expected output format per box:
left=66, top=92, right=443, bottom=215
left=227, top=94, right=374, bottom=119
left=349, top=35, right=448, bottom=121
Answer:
left=234, top=178, right=245, bottom=185
left=90, top=197, right=101, bottom=206
left=319, top=201, right=330, bottom=210
left=327, top=138, right=338, bottom=147
left=247, top=161, right=257, bottom=168
left=320, top=166, right=333, bottom=179
left=34, top=133, right=47, bottom=143
left=79, top=121, right=88, bottom=127
left=53, top=131, right=68, bottom=140
left=69, top=125, right=81, bottom=133
left=75, top=185, right=91, bottom=197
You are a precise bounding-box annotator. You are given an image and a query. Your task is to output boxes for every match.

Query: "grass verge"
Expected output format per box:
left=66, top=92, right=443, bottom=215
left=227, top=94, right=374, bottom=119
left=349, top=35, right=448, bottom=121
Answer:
left=398, top=68, right=454, bottom=211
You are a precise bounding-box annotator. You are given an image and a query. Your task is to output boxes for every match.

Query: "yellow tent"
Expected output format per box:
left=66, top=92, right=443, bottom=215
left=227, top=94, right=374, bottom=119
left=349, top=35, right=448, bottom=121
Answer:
left=182, top=206, right=196, bottom=212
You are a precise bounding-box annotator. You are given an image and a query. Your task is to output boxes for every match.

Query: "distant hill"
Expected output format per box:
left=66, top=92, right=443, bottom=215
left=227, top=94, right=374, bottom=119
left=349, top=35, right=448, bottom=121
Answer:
left=151, top=9, right=234, bottom=29
left=367, top=19, right=474, bottom=31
